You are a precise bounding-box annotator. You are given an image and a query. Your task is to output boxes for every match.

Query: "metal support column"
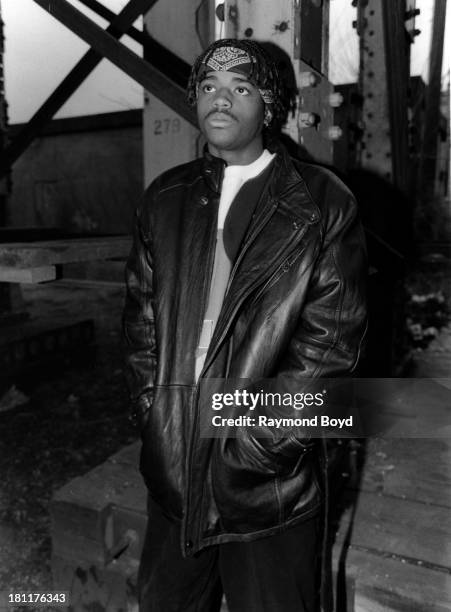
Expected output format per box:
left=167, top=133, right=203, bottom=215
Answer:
left=222, top=0, right=339, bottom=164
left=356, top=0, right=411, bottom=193
left=142, top=0, right=213, bottom=185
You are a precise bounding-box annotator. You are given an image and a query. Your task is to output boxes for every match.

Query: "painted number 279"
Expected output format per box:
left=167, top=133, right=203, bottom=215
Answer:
left=153, top=118, right=181, bottom=135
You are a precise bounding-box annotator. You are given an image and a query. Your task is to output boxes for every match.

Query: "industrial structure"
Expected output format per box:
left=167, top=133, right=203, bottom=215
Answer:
left=0, top=0, right=450, bottom=610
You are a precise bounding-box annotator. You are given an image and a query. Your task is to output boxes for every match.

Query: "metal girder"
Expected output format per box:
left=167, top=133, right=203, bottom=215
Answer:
left=31, top=0, right=195, bottom=124
left=0, top=0, right=195, bottom=176
left=0, top=0, right=156, bottom=176
left=420, top=0, right=447, bottom=199
left=381, top=0, right=410, bottom=194
left=222, top=0, right=336, bottom=164
left=357, top=0, right=410, bottom=193
left=77, top=0, right=150, bottom=46
left=76, top=0, right=190, bottom=88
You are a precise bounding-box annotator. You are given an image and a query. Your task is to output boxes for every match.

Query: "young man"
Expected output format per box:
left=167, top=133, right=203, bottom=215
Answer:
left=123, top=39, right=367, bottom=612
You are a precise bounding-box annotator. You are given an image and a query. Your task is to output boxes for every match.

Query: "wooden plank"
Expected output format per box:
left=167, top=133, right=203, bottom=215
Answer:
left=52, top=453, right=146, bottom=515
left=333, top=547, right=451, bottom=612
left=51, top=444, right=146, bottom=570
left=358, top=438, right=451, bottom=508
left=335, top=490, right=451, bottom=570
left=107, top=442, right=141, bottom=467
left=32, top=0, right=196, bottom=127
left=63, top=260, right=126, bottom=283
left=0, top=265, right=56, bottom=283
left=51, top=454, right=146, bottom=564
left=1, top=0, right=157, bottom=175
left=0, top=236, right=131, bottom=268
left=353, top=378, right=451, bottom=437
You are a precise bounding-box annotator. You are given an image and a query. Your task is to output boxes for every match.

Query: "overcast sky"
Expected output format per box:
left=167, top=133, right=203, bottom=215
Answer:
left=2, top=0, right=450, bottom=124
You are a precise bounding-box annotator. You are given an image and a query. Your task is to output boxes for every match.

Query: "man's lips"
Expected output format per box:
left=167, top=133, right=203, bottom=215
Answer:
left=205, top=111, right=237, bottom=127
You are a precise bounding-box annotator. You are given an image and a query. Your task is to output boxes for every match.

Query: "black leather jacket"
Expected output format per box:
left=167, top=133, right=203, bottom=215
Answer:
left=123, top=143, right=367, bottom=557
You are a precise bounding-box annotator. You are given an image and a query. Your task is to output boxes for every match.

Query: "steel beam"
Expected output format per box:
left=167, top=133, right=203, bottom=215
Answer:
left=381, top=0, right=410, bottom=194
left=76, top=0, right=190, bottom=88
left=142, top=0, right=205, bottom=184
left=31, top=0, right=195, bottom=123
left=357, top=0, right=410, bottom=193
left=0, top=0, right=165, bottom=176
left=223, top=0, right=336, bottom=164
left=419, top=0, right=447, bottom=199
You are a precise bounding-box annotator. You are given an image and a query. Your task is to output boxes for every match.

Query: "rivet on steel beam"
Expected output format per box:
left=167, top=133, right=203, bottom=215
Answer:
left=298, top=112, right=319, bottom=128
left=299, top=72, right=319, bottom=88
left=327, top=126, right=343, bottom=140
left=274, top=20, right=289, bottom=33
left=215, top=3, right=225, bottom=21
left=329, top=92, right=344, bottom=108
left=405, top=8, right=420, bottom=20
left=229, top=5, right=238, bottom=20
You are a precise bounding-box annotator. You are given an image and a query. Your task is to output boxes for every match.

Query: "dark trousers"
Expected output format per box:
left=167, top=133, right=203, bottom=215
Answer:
left=138, top=500, right=320, bottom=612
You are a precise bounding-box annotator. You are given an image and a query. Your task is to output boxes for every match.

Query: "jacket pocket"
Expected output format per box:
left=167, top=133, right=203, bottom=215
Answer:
left=211, top=430, right=312, bottom=533
left=139, top=384, right=193, bottom=520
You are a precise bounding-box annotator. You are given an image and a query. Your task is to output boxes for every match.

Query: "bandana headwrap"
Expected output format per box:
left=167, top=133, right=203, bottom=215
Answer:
left=187, top=39, right=287, bottom=130
left=198, top=44, right=275, bottom=105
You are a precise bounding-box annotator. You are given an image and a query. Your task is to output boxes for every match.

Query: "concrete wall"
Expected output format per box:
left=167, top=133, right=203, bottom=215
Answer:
left=8, top=110, right=143, bottom=235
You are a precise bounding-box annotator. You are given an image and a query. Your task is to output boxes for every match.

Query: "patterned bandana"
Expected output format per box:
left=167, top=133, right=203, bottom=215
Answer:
left=199, top=44, right=275, bottom=105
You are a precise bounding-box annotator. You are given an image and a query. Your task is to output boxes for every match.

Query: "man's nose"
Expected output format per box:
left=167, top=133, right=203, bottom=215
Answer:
left=213, top=88, right=232, bottom=109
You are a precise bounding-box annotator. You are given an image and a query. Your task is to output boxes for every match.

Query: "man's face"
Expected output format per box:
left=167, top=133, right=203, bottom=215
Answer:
left=196, top=70, right=265, bottom=165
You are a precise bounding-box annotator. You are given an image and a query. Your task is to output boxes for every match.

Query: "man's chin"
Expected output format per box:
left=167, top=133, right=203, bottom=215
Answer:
left=204, top=134, right=237, bottom=151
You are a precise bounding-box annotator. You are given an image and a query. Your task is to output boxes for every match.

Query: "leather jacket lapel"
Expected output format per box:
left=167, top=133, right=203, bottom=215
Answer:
left=201, top=151, right=321, bottom=376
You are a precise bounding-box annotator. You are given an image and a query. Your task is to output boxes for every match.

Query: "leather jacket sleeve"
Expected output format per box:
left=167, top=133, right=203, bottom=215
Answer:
left=122, top=204, right=156, bottom=428
left=280, top=195, right=367, bottom=379
left=252, top=194, right=367, bottom=452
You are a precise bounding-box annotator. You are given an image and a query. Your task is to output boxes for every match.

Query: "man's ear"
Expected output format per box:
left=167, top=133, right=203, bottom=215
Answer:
left=263, top=107, right=273, bottom=127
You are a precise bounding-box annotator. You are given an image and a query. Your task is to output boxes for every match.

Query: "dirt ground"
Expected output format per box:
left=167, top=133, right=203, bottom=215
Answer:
left=0, top=280, right=137, bottom=601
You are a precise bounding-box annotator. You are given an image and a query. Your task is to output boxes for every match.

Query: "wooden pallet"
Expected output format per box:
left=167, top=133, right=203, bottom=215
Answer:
left=51, top=443, right=145, bottom=611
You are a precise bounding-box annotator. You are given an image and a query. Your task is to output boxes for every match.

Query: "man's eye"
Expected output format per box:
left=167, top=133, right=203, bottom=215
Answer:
left=236, top=86, right=250, bottom=95
left=202, top=84, right=215, bottom=93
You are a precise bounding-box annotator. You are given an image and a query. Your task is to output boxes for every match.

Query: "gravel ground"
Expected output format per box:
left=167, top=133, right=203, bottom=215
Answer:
left=0, top=281, right=137, bottom=605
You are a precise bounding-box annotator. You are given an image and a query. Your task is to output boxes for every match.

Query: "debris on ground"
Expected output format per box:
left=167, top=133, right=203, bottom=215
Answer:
left=0, top=386, right=30, bottom=414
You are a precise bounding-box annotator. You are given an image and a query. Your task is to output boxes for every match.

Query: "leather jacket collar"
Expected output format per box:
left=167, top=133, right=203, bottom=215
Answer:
left=201, top=146, right=226, bottom=194
left=201, top=141, right=321, bottom=226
